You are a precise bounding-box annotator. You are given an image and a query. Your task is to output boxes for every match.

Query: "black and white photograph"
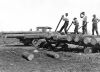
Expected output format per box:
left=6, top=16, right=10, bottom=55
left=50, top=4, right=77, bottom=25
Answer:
left=0, top=0, right=100, bottom=72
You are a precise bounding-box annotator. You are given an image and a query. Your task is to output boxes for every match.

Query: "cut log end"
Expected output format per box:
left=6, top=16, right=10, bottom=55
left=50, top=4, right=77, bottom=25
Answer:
left=90, top=38, right=97, bottom=45
left=74, top=35, right=80, bottom=42
left=33, top=49, right=39, bottom=53
left=66, top=34, right=72, bottom=42
left=83, top=37, right=91, bottom=45
left=95, top=37, right=100, bottom=46
left=27, top=54, right=34, bottom=61
left=84, top=47, right=92, bottom=54
left=22, top=52, right=34, bottom=61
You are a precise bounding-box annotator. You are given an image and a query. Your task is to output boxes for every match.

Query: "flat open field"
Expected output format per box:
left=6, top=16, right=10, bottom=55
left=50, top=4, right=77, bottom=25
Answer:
left=0, top=38, right=100, bottom=72
left=0, top=45, right=99, bottom=72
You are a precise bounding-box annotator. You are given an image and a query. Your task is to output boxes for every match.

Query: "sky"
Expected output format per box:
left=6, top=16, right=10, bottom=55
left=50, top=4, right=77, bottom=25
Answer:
left=0, top=0, right=100, bottom=34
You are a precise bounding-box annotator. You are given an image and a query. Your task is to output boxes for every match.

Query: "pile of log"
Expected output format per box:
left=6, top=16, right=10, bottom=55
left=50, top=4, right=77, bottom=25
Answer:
left=82, top=35, right=100, bottom=46
left=52, top=33, right=100, bottom=47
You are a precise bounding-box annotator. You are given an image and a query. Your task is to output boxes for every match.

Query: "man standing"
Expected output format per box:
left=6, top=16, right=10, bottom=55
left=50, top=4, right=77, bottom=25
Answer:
left=72, top=17, right=79, bottom=34
left=80, top=12, right=88, bottom=34
left=92, top=14, right=100, bottom=35
left=59, top=13, right=69, bottom=34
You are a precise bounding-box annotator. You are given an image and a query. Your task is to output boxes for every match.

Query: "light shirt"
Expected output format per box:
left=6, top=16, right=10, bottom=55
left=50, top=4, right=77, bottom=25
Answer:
left=63, top=15, right=69, bottom=22
left=83, top=16, right=87, bottom=22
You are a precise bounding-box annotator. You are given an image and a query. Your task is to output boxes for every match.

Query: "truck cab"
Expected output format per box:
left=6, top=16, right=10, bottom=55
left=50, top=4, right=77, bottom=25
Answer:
left=36, top=26, right=52, bottom=32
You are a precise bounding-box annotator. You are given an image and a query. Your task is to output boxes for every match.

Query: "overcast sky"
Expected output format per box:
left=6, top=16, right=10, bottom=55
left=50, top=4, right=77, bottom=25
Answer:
left=0, top=0, right=100, bottom=34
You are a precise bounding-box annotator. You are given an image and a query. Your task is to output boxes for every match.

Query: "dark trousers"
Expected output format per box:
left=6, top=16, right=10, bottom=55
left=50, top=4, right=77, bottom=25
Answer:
left=92, top=23, right=98, bottom=35
left=82, top=21, right=87, bottom=34
left=59, top=21, right=68, bottom=34
left=74, top=25, right=79, bottom=34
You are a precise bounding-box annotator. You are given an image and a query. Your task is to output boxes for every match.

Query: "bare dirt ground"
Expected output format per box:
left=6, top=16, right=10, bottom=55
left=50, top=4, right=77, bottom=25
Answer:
left=0, top=38, right=100, bottom=72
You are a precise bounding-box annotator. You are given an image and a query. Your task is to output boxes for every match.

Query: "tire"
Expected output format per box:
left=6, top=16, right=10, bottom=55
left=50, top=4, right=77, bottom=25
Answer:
left=32, top=39, right=46, bottom=47
left=22, top=38, right=31, bottom=46
left=24, top=42, right=30, bottom=46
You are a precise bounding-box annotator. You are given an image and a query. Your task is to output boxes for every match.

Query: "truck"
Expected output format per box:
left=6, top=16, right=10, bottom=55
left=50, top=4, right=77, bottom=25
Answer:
left=1, top=26, right=100, bottom=53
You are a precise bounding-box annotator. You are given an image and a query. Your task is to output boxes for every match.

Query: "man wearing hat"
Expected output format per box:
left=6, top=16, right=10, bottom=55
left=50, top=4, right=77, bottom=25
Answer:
left=72, top=17, right=79, bottom=34
left=59, top=13, right=69, bottom=34
left=92, top=14, right=100, bottom=35
left=80, top=12, right=88, bottom=34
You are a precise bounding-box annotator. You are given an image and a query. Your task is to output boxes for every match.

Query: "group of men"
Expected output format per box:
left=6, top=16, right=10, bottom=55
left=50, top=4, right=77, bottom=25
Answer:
left=59, top=12, right=100, bottom=35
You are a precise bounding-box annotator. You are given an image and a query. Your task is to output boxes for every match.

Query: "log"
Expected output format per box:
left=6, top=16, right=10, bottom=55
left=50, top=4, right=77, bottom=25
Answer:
left=83, top=37, right=92, bottom=45
left=66, top=34, right=73, bottom=42
left=94, top=37, right=100, bottom=46
left=22, top=51, right=34, bottom=61
left=45, top=51, right=60, bottom=59
left=74, top=35, right=80, bottom=42
left=33, top=49, right=39, bottom=53
left=5, top=33, right=49, bottom=38
left=54, top=35, right=67, bottom=40
left=74, top=34, right=82, bottom=42
left=83, top=35, right=100, bottom=46
left=90, top=37, right=97, bottom=45
left=84, top=47, right=92, bottom=53
left=53, top=34, right=100, bottom=46
left=67, top=44, right=83, bottom=49
left=98, top=41, right=100, bottom=46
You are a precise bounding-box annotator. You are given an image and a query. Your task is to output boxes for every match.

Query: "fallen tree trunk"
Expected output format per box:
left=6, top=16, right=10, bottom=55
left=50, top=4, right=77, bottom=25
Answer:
left=22, top=51, right=34, bottom=61
left=45, top=51, right=60, bottom=59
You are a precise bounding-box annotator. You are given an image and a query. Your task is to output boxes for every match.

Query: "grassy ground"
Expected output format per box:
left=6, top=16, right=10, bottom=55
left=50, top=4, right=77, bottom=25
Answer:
left=0, top=47, right=99, bottom=72
left=0, top=38, right=100, bottom=72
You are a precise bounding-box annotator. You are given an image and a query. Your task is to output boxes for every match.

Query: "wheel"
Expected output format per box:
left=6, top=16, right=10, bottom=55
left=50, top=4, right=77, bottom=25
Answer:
left=84, top=47, right=92, bottom=54
left=32, top=39, right=38, bottom=47
left=24, top=43, right=30, bottom=46
left=32, top=39, right=46, bottom=48
left=19, top=38, right=31, bottom=46
left=23, top=40, right=31, bottom=46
